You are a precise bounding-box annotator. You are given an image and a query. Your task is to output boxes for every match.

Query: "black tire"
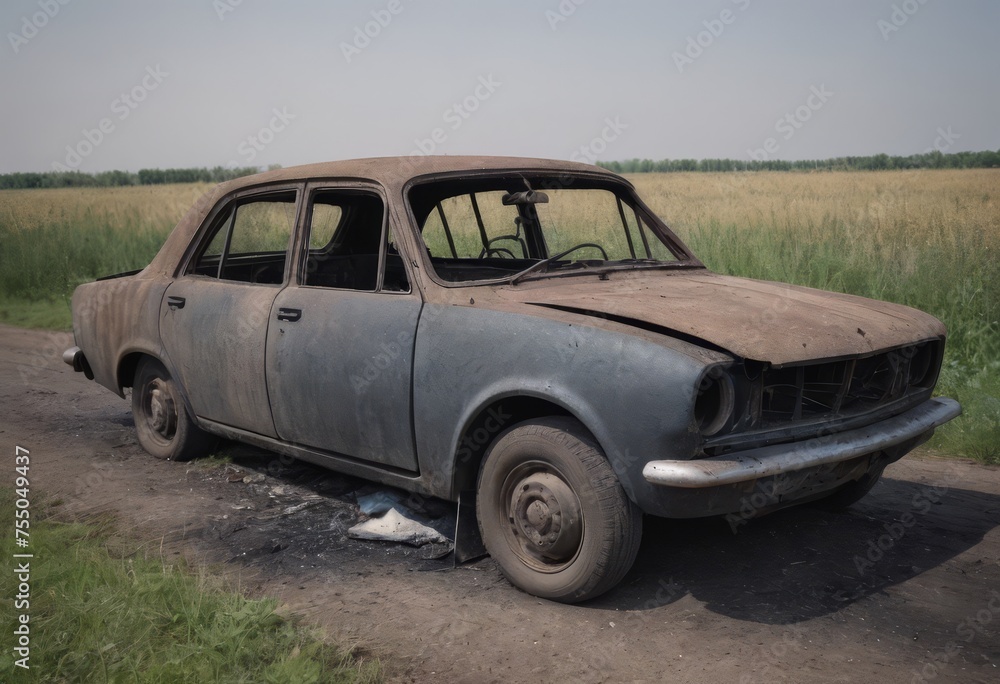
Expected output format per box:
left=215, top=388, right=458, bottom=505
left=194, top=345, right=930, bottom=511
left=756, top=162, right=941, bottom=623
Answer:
left=812, top=458, right=886, bottom=511
left=476, top=417, right=642, bottom=603
left=131, top=357, right=215, bottom=461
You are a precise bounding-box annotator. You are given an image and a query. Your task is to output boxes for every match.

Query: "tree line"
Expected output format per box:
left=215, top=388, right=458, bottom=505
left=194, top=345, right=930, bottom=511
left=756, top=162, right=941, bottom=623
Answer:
left=0, top=166, right=265, bottom=190
left=598, top=150, right=1000, bottom=174
left=2, top=150, right=998, bottom=190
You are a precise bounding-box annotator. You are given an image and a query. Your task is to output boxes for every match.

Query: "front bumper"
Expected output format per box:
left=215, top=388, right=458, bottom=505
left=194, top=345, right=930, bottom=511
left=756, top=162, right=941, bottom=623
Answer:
left=643, top=397, right=961, bottom=489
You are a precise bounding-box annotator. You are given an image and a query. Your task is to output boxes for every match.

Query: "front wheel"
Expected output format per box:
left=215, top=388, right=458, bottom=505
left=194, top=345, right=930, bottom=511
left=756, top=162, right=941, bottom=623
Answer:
left=476, top=417, right=642, bottom=603
left=132, top=357, right=215, bottom=461
left=812, top=455, right=888, bottom=511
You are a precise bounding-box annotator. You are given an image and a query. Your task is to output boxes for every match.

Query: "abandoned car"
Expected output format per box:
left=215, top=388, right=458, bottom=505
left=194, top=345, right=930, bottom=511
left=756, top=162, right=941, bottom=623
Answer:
left=64, top=156, right=961, bottom=602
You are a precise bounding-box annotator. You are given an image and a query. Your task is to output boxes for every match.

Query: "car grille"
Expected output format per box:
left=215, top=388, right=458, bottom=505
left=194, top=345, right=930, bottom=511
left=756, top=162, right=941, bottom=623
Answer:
left=758, top=340, right=940, bottom=427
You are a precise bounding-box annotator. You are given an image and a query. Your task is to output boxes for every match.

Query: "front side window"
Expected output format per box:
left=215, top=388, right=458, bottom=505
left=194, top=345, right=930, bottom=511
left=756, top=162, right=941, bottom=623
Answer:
left=189, top=191, right=297, bottom=284
left=408, top=176, right=691, bottom=284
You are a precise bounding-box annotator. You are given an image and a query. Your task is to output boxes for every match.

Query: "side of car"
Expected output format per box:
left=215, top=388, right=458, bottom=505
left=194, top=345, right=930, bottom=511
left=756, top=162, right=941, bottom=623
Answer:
left=67, top=159, right=960, bottom=603
left=68, top=172, right=719, bottom=601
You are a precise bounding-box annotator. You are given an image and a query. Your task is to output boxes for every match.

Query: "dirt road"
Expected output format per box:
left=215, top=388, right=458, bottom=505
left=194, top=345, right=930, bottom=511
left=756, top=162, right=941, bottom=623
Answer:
left=2, top=324, right=998, bottom=683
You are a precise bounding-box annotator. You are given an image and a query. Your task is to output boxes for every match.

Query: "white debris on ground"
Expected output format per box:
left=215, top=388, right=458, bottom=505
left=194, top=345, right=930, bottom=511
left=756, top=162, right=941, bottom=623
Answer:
left=356, top=490, right=408, bottom=517
left=348, top=507, right=451, bottom=546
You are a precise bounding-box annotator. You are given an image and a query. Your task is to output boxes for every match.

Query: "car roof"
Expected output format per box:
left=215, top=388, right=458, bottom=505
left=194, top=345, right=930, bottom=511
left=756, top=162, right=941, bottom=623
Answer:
left=144, top=156, right=623, bottom=277
left=214, top=155, right=619, bottom=193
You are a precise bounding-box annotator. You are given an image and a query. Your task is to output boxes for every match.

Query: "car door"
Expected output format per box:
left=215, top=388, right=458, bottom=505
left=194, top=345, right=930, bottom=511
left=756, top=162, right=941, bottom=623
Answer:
left=159, top=186, right=301, bottom=437
left=265, top=184, right=421, bottom=471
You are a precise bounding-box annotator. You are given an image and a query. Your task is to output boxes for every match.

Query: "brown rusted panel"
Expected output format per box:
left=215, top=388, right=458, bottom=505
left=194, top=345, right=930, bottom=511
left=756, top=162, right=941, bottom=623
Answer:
left=71, top=274, right=170, bottom=395
left=498, top=269, right=945, bottom=366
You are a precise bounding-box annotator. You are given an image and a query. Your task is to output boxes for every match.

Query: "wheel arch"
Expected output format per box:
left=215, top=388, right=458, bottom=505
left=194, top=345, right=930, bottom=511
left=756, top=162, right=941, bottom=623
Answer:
left=116, top=349, right=198, bottom=422
left=449, top=390, right=614, bottom=499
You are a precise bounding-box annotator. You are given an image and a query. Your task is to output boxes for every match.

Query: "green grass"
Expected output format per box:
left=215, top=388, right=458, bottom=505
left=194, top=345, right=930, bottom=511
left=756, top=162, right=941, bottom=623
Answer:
left=0, top=184, right=206, bottom=328
left=0, top=494, right=381, bottom=683
left=0, top=296, right=73, bottom=330
left=0, top=213, right=171, bottom=305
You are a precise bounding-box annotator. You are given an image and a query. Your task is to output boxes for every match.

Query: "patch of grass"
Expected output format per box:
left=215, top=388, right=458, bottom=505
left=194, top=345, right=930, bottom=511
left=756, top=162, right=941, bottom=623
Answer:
left=194, top=451, right=235, bottom=469
left=935, top=362, right=1000, bottom=465
left=0, top=185, right=209, bottom=315
left=0, top=493, right=380, bottom=683
left=0, top=296, right=72, bottom=330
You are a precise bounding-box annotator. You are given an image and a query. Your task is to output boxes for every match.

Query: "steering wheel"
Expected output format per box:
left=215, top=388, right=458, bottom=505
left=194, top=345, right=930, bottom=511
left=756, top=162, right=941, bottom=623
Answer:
left=556, top=242, right=609, bottom=261
left=479, top=247, right=518, bottom=259
left=478, top=234, right=525, bottom=259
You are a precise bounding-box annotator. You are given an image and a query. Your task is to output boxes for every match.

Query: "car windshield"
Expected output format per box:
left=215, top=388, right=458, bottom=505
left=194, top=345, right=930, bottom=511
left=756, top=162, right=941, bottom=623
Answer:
left=408, top=175, right=695, bottom=284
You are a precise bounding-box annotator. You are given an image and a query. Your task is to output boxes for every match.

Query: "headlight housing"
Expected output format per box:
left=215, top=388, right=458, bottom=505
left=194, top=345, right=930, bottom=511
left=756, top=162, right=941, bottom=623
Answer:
left=694, top=366, right=735, bottom=436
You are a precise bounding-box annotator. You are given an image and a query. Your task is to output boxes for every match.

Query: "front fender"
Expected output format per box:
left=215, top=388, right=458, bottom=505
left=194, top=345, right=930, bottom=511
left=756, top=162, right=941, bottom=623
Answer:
left=412, top=305, right=728, bottom=504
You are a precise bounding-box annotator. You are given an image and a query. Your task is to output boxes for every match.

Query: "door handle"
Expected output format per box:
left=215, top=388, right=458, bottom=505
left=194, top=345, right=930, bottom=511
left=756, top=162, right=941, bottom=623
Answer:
left=277, top=307, right=302, bottom=322
left=167, top=296, right=186, bottom=310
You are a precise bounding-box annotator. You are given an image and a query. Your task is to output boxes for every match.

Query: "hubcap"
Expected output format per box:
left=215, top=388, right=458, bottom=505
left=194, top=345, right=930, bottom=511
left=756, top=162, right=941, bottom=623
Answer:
left=506, top=469, right=583, bottom=568
left=146, top=379, right=176, bottom=441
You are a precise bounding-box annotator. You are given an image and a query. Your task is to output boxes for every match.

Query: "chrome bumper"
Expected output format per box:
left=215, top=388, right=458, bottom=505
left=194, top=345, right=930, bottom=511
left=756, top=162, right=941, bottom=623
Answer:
left=643, top=397, right=961, bottom=488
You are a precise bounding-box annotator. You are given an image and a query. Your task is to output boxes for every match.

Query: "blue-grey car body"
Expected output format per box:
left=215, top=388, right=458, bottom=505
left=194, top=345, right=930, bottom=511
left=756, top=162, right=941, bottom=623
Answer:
left=63, top=156, right=961, bottom=527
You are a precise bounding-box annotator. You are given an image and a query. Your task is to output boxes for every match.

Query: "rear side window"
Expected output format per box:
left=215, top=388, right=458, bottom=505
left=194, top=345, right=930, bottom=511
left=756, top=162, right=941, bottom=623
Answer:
left=189, top=192, right=297, bottom=284
left=303, top=191, right=409, bottom=293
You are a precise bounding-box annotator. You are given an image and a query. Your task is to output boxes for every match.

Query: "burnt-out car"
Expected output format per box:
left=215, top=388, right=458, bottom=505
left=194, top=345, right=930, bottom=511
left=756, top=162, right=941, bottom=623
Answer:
left=64, top=157, right=960, bottom=602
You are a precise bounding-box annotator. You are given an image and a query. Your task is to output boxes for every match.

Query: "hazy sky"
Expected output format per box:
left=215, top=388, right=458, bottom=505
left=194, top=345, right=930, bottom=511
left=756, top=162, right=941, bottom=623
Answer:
left=2, top=0, right=998, bottom=173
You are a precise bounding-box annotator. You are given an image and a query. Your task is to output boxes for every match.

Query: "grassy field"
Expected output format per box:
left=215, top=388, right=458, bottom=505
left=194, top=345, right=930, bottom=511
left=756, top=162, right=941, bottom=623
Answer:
left=0, top=171, right=996, bottom=461
left=0, top=493, right=379, bottom=682
left=631, top=170, right=999, bottom=462
left=0, top=184, right=211, bottom=327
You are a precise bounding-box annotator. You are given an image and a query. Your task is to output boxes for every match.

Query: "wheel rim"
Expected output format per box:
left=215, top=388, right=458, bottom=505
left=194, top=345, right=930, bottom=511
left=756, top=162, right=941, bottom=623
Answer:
left=143, top=378, right=177, bottom=445
left=499, top=461, right=584, bottom=573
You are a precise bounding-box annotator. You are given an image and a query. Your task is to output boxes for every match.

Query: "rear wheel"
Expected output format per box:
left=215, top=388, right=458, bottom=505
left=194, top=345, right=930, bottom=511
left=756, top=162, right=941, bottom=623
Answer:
left=476, top=417, right=642, bottom=603
left=132, top=357, right=215, bottom=461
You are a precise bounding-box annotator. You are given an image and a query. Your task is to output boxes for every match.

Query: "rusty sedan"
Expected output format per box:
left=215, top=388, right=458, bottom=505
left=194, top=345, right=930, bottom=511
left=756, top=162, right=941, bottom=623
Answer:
left=64, top=156, right=961, bottom=602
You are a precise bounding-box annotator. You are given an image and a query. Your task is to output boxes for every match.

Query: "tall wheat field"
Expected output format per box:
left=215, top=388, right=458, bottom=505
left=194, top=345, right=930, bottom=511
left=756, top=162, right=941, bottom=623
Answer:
left=0, top=170, right=996, bottom=460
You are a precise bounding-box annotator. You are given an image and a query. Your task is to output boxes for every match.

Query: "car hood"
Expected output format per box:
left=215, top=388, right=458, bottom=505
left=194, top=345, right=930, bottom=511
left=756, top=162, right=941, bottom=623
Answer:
left=501, top=270, right=945, bottom=366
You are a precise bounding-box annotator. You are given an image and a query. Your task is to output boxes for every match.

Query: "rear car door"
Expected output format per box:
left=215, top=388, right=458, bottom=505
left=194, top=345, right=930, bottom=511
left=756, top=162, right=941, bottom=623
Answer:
left=159, top=187, right=300, bottom=437
left=266, top=184, right=421, bottom=471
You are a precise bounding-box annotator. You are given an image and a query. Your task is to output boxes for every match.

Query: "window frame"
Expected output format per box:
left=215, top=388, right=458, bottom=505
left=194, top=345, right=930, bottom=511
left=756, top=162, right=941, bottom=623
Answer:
left=293, top=181, right=412, bottom=295
left=178, top=183, right=303, bottom=287
left=402, top=170, right=704, bottom=289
